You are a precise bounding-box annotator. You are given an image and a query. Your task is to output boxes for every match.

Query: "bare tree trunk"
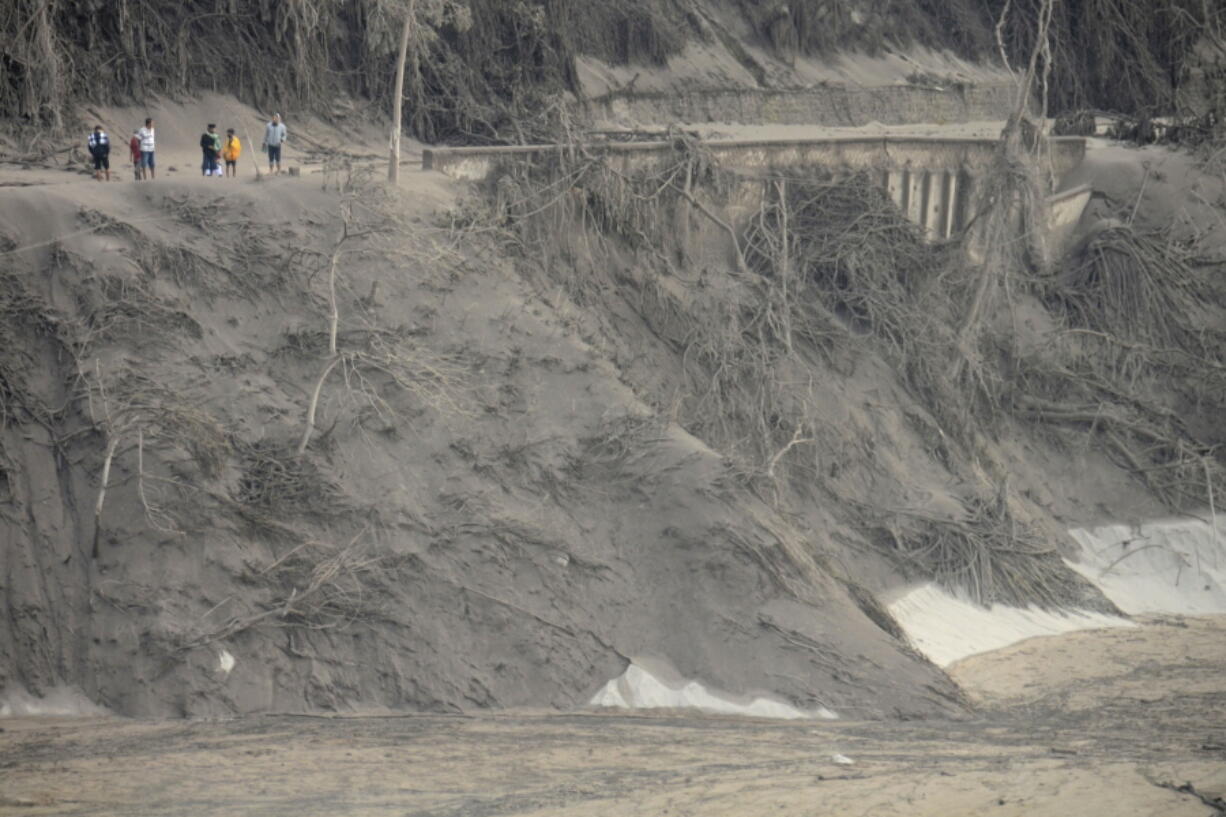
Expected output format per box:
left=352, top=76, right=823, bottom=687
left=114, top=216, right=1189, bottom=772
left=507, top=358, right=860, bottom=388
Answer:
left=327, top=244, right=341, bottom=357
left=297, top=355, right=343, bottom=456
left=776, top=179, right=793, bottom=356
left=92, top=434, right=120, bottom=558
left=33, top=0, right=65, bottom=132
left=388, top=0, right=417, bottom=183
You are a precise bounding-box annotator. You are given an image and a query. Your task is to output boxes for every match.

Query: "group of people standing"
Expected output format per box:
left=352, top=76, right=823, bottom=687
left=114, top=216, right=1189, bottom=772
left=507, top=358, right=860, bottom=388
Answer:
left=198, top=124, right=242, bottom=177
left=85, top=113, right=289, bottom=182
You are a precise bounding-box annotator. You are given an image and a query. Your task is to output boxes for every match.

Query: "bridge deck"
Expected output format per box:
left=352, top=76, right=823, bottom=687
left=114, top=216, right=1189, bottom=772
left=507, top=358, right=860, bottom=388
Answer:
left=422, top=135, right=1088, bottom=243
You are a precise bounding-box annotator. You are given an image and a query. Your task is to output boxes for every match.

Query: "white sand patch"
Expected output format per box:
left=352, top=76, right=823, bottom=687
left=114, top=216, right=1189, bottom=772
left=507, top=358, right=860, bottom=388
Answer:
left=0, top=685, right=109, bottom=718
left=1067, top=518, right=1226, bottom=615
left=887, top=583, right=1133, bottom=668
left=590, top=660, right=837, bottom=720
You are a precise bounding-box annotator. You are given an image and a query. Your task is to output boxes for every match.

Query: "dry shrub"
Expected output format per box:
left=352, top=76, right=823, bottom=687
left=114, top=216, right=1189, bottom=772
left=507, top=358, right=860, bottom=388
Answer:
left=257, top=531, right=387, bottom=630
left=0, top=0, right=67, bottom=130
left=282, top=325, right=473, bottom=449
left=875, top=118, right=1050, bottom=435
left=743, top=172, right=952, bottom=361
left=495, top=136, right=723, bottom=259
left=137, top=241, right=224, bottom=293
left=578, top=414, right=674, bottom=490
left=82, top=365, right=231, bottom=480
left=76, top=207, right=291, bottom=300
left=740, top=171, right=992, bottom=453
left=866, top=493, right=1096, bottom=608
left=1048, top=226, right=1209, bottom=355
left=744, top=159, right=1044, bottom=425
left=277, top=326, right=333, bottom=359
left=1006, top=218, right=1226, bottom=511
left=566, top=0, right=689, bottom=64
left=228, top=222, right=298, bottom=291
left=135, top=228, right=292, bottom=299
left=0, top=266, right=60, bottom=427
left=177, top=529, right=387, bottom=652
left=345, top=332, right=474, bottom=425
left=1011, top=361, right=1226, bottom=510
left=78, top=272, right=203, bottom=344
left=54, top=225, right=206, bottom=342
left=234, top=440, right=348, bottom=519
left=145, top=403, right=229, bottom=482
left=77, top=362, right=231, bottom=545
left=2, top=0, right=354, bottom=132
left=486, top=435, right=584, bottom=503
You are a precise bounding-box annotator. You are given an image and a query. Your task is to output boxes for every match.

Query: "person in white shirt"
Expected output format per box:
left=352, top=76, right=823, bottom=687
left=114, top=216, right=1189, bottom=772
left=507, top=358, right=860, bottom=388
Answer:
left=261, top=113, right=287, bottom=175
left=137, top=117, right=157, bottom=179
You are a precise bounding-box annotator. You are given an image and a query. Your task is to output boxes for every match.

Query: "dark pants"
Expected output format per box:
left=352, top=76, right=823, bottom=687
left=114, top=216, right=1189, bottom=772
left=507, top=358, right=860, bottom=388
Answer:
left=267, top=144, right=282, bottom=165
left=93, top=155, right=109, bottom=170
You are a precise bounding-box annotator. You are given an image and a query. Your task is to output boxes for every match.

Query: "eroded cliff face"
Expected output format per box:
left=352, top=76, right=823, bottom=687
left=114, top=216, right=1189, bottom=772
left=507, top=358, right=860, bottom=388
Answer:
left=0, top=159, right=981, bottom=719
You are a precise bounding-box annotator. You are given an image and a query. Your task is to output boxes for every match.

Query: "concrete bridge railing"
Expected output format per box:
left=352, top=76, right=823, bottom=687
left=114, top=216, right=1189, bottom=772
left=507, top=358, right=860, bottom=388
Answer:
left=422, top=135, right=1088, bottom=248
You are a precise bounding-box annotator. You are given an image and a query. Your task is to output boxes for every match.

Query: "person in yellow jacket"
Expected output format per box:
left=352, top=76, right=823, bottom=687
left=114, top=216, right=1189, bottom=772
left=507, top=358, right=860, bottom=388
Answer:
left=222, top=128, right=241, bottom=177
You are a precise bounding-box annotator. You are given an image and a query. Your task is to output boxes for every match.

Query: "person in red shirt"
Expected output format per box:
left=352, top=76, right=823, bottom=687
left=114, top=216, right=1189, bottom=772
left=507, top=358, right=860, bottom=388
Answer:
left=129, top=130, right=144, bottom=181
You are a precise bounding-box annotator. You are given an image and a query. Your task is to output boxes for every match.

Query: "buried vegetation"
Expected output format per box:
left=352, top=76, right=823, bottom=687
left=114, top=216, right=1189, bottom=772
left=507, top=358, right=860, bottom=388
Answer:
left=0, top=175, right=476, bottom=674
left=483, top=128, right=1226, bottom=607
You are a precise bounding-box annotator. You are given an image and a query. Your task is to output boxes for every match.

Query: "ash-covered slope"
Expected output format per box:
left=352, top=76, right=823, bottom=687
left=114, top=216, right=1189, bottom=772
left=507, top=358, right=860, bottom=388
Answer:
left=0, top=172, right=964, bottom=718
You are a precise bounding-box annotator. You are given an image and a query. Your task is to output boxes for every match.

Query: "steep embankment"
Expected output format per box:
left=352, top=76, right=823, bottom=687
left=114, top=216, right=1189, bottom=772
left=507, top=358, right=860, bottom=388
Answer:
left=0, top=168, right=970, bottom=718
left=471, top=124, right=1226, bottom=662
